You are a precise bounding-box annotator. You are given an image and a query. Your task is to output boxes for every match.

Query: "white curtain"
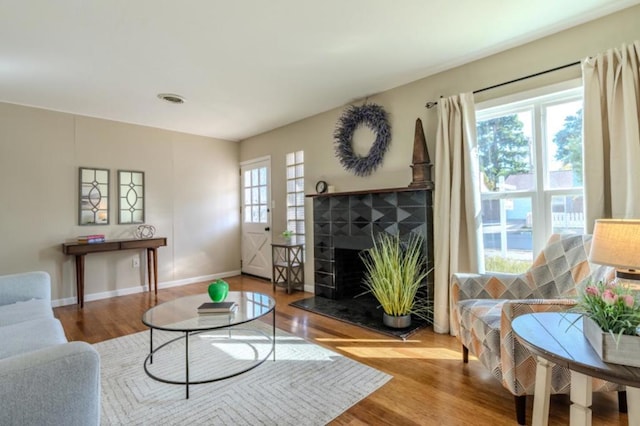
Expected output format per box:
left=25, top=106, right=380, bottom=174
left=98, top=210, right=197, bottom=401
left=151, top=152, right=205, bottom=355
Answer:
left=433, top=93, right=482, bottom=334
left=583, top=41, right=640, bottom=231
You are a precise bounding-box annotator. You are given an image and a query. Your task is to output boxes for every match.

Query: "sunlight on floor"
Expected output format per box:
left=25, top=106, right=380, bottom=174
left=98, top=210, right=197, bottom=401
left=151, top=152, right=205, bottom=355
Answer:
left=337, top=346, right=464, bottom=360
left=195, top=331, right=478, bottom=362
left=197, top=333, right=340, bottom=361
left=316, top=338, right=421, bottom=343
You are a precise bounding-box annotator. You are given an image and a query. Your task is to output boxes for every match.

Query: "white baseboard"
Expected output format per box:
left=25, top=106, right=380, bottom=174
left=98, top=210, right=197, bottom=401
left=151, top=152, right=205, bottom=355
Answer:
left=52, top=270, right=242, bottom=307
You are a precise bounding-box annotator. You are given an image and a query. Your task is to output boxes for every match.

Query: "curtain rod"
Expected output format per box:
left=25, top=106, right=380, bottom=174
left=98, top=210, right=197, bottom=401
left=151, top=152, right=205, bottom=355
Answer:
left=424, top=60, right=581, bottom=109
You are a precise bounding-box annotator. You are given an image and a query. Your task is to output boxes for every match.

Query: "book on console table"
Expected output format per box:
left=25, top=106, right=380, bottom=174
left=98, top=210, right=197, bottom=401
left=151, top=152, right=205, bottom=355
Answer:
left=197, top=301, right=237, bottom=314
left=77, top=234, right=106, bottom=243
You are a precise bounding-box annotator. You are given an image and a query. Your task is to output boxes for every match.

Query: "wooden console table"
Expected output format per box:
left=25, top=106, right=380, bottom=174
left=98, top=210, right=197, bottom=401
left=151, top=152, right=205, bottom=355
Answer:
left=62, top=237, right=167, bottom=307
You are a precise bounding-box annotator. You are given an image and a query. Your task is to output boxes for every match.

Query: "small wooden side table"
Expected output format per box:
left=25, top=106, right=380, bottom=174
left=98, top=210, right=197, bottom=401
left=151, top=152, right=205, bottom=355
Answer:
left=512, top=312, right=640, bottom=426
left=271, top=242, right=304, bottom=294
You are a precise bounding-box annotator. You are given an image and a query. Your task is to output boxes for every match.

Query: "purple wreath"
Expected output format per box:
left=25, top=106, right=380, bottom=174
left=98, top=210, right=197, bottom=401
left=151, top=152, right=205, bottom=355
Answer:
left=334, top=103, right=391, bottom=177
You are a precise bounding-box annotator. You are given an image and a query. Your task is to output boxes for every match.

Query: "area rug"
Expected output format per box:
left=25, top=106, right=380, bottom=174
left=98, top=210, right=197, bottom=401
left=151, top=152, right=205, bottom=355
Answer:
left=94, top=323, right=391, bottom=425
left=290, top=295, right=428, bottom=340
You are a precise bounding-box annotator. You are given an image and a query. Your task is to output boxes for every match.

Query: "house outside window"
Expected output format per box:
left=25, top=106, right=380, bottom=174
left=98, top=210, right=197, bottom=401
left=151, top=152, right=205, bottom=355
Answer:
left=476, top=84, right=584, bottom=273
left=286, top=151, right=305, bottom=246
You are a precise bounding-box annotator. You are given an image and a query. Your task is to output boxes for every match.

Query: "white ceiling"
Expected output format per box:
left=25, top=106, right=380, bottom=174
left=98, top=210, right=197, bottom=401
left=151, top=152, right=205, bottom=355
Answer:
left=1, top=0, right=638, bottom=141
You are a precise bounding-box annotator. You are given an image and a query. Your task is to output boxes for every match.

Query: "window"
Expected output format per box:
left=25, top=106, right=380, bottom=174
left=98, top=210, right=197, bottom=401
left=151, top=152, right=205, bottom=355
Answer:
left=286, top=151, right=305, bottom=245
left=243, top=166, right=268, bottom=223
left=476, top=85, right=584, bottom=273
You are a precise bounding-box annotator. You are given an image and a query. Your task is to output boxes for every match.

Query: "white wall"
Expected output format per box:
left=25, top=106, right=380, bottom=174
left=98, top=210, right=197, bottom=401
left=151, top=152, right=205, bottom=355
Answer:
left=239, top=5, right=640, bottom=288
left=0, top=103, right=240, bottom=304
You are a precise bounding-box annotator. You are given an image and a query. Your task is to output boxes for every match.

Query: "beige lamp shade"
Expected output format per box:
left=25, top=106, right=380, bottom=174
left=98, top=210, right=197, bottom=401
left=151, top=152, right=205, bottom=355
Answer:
left=589, top=219, right=640, bottom=272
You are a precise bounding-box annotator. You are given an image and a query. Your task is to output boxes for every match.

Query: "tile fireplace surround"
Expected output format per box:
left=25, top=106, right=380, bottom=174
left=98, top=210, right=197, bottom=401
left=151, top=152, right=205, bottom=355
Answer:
left=309, top=187, right=434, bottom=302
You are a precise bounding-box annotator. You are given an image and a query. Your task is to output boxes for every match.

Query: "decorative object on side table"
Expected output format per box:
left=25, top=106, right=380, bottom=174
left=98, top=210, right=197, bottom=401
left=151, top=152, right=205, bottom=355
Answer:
left=589, top=218, right=640, bottom=280
left=579, top=218, right=640, bottom=366
left=578, top=280, right=640, bottom=366
left=281, top=229, right=294, bottom=242
left=208, top=279, right=229, bottom=302
left=134, top=224, right=156, bottom=239
left=334, top=103, right=391, bottom=177
left=408, top=118, right=434, bottom=189
left=360, top=232, right=430, bottom=328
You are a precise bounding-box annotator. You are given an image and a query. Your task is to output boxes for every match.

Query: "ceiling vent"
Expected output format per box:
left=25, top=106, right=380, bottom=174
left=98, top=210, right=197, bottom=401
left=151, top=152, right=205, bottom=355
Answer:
left=157, top=93, right=186, bottom=104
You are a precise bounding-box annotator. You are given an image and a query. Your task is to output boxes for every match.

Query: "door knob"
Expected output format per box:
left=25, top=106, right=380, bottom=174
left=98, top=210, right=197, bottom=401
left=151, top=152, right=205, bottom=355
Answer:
left=265, top=227, right=270, bottom=231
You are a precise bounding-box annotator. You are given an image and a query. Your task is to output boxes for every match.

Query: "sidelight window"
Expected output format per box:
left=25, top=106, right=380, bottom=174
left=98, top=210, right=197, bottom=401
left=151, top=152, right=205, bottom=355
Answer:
left=286, top=150, right=305, bottom=245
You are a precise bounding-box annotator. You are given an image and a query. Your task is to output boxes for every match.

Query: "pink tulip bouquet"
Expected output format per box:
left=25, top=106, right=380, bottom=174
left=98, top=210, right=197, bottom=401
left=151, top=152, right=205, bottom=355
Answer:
left=578, top=279, right=640, bottom=336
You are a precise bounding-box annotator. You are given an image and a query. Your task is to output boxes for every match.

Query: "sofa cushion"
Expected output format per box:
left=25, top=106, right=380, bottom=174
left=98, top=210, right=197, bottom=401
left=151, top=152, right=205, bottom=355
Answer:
left=0, top=299, right=53, bottom=327
left=0, top=318, right=67, bottom=360
left=0, top=271, right=51, bottom=305
left=457, top=299, right=505, bottom=380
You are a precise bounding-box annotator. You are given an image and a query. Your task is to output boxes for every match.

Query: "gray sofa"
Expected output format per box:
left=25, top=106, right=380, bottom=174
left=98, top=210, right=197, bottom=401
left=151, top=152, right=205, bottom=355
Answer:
left=0, top=271, right=100, bottom=426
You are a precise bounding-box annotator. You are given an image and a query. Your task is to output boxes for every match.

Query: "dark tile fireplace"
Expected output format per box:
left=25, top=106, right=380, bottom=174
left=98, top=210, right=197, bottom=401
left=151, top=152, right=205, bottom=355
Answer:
left=311, top=187, right=433, bottom=303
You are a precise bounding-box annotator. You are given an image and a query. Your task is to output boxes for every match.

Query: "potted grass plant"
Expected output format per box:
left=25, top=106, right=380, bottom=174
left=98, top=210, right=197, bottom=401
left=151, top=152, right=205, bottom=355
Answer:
left=360, top=232, right=430, bottom=328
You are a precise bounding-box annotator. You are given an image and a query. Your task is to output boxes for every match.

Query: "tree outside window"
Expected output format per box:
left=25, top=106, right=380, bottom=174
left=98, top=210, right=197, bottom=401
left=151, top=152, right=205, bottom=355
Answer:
left=477, top=114, right=532, bottom=192
left=554, top=109, right=583, bottom=185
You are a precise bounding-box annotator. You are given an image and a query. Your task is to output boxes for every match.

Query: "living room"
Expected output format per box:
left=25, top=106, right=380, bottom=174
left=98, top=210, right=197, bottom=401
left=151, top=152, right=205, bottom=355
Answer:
left=2, top=1, right=640, bottom=425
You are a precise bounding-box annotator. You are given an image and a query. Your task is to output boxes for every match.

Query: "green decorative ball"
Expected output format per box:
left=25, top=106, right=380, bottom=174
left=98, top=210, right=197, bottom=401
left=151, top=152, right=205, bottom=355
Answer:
left=208, top=279, right=228, bottom=302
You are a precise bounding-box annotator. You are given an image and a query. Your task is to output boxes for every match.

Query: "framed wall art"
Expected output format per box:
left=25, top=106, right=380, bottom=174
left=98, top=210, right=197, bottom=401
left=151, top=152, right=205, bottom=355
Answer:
left=118, top=170, right=145, bottom=224
left=79, top=167, right=110, bottom=225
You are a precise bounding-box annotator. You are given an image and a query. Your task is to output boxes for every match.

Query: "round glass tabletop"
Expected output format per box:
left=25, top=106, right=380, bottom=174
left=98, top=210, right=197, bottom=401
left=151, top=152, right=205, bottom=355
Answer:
left=142, top=291, right=275, bottom=332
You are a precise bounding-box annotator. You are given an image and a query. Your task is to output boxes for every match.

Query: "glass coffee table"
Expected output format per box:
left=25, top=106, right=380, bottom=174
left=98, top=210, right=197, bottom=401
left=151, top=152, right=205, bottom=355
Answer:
left=142, top=291, right=276, bottom=398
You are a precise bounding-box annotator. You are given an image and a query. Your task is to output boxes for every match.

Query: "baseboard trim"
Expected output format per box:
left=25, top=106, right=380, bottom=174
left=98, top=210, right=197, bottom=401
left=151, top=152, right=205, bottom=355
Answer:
left=52, top=270, right=242, bottom=307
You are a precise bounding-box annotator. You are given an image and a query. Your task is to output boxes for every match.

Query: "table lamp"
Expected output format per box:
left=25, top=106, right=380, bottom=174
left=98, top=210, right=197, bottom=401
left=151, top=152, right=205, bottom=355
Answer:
left=589, top=219, right=640, bottom=280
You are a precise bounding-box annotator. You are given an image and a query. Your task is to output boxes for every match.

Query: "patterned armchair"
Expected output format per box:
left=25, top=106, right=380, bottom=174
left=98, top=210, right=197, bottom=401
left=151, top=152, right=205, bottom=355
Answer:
left=450, top=234, right=624, bottom=425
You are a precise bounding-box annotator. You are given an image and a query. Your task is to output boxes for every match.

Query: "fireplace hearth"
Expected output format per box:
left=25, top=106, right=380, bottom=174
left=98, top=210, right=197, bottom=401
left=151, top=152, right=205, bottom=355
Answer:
left=289, top=293, right=429, bottom=340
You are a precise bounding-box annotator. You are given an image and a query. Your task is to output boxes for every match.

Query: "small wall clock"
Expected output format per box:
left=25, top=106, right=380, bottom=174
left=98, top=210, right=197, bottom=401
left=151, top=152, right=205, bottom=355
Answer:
left=315, top=180, right=328, bottom=194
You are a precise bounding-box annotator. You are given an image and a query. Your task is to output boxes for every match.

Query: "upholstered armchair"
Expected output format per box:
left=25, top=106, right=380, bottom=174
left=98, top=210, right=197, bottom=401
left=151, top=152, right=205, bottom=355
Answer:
left=450, top=234, right=624, bottom=425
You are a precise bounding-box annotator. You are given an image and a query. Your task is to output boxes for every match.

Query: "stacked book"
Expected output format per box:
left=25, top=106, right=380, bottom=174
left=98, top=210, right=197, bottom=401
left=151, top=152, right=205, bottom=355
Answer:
left=77, top=234, right=106, bottom=244
left=197, top=301, right=237, bottom=315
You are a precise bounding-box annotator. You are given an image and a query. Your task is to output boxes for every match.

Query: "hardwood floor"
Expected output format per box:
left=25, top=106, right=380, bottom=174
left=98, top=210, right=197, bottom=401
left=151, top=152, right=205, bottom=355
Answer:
left=54, top=275, right=626, bottom=425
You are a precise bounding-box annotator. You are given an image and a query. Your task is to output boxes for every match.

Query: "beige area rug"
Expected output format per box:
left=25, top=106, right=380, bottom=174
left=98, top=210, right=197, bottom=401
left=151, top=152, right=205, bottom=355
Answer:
left=94, top=322, right=391, bottom=425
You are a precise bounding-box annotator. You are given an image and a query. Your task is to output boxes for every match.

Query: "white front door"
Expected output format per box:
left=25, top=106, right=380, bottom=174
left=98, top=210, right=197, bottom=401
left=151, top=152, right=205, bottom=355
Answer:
left=240, top=157, right=272, bottom=279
